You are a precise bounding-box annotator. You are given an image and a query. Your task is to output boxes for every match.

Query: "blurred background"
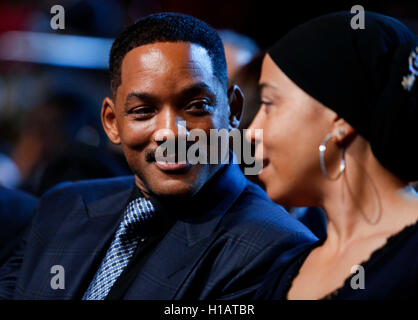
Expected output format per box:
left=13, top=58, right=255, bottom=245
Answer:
left=0, top=0, right=417, bottom=196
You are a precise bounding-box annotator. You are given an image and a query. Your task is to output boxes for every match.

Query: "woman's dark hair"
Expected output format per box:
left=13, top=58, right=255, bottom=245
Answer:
left=268, top=11, right=418, bottom=181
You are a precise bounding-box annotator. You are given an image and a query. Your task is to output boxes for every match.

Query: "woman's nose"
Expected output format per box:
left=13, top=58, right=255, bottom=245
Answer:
left=245, top=110, right=264, bottom=144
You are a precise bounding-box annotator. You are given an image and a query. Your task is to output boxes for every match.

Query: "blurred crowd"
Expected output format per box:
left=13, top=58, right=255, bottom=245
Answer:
left=0, top=0, right=267, bottom=197
left=1, top=0, right=418, bottom=195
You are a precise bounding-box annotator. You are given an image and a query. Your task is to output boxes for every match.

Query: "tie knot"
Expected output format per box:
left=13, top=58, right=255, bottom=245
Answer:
left=119, top=197, right=155, bottom=241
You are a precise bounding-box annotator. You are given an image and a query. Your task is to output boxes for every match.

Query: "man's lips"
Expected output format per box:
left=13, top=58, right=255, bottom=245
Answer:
left=154, top=160, right=190, bottom=171
left=154, top=154, right=192, bottom=172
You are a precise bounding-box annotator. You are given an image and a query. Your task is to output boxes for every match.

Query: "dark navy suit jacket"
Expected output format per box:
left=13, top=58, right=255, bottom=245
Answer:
left=0, top=163, right=317, bottom=299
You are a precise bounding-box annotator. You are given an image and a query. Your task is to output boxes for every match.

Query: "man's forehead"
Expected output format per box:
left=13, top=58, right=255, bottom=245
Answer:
left=116, top=42, right=220, bottom=100
left=120, top=42, right=214, bottom=79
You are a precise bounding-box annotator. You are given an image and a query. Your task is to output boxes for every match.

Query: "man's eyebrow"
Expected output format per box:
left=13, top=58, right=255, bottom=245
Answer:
left=124, top=82, right=216, bottom=109
left=124, top=92, right=158, bottom=109
left=178, top=82, right=216, bottom=100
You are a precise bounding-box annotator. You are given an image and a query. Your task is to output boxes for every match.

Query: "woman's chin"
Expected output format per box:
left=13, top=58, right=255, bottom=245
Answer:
left=265, top=185, right=283, bottom=203
left=264, top=184, right=294, bottom=208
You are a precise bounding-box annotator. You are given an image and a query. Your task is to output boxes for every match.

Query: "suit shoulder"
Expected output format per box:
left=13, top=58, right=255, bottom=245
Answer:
left=32, top=176, right=134, bottom=225
left=27, top=176, right=132, bottom=235
left=41, top=175, right=135, bottom=201
left=223, top=181, right=317, bottom=243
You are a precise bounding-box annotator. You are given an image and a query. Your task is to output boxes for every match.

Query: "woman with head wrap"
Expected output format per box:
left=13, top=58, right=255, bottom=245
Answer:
left=248, top=11, right=418, bottom=299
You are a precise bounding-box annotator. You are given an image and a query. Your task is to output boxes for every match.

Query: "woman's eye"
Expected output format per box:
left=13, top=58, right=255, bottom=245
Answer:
left=260, top=100, right=272, bottom=113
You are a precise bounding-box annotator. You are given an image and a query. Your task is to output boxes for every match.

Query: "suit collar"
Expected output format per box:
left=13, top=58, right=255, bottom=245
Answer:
left=86, top=179, right=134, bottom=219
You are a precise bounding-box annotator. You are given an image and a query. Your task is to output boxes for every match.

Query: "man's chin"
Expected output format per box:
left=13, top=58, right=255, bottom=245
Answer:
left=149, top=180, right=199, bottom=200
left=135, top=162, right=222, bottom=200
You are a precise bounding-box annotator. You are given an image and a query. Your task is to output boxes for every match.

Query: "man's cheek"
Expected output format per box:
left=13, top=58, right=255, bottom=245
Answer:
left=121, top=129, right=150, bottom=147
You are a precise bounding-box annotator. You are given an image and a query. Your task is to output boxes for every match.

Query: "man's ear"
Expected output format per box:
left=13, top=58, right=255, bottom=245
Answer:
left=227, top=84, right=244, bottom=129
left=101, top=97, right=121, bottom=145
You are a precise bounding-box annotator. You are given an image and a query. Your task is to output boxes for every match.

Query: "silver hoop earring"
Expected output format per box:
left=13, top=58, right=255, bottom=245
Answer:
left=319, top=133, right=345, bottom=180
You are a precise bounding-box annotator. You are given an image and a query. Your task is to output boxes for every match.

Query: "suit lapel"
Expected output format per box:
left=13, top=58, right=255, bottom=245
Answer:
left=54, top=184, right=134, bottom=298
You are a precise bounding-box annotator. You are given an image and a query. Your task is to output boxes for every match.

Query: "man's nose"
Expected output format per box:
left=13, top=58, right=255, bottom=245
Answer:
left=153, top=107, right=188, bottom=144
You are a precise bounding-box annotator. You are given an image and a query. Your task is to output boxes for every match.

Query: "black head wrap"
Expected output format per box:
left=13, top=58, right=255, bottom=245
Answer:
left=268, top=11, right=418, bottom=181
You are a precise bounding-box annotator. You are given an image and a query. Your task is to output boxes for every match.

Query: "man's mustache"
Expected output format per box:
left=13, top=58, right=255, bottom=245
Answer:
left=145, top=149, right=156, bottom=163
left=145, top=141, right=199, bottom=163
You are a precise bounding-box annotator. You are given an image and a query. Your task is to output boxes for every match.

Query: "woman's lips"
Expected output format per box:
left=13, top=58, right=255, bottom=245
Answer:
left=258, top=158, right=270, bottom=178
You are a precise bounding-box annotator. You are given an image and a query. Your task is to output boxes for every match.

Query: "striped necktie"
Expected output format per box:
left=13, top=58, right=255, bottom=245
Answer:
left=82, top=196, right=155, bottom=300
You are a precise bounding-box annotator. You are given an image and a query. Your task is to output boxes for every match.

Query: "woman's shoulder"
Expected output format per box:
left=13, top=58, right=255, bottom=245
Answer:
left=254, top=237, right=325, bottom=300
left=325, top=219, right=418, bottom=299
left=366, top=219, right=418, bottom=267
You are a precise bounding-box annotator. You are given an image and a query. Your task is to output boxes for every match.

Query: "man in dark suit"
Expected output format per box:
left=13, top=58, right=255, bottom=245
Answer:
left=0, top=13, right=317, bottom=300
left=0, top=187, right=37, bottom=268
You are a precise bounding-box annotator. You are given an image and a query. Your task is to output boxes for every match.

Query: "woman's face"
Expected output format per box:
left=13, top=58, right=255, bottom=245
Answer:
left=247, top=54, right=339, bottom=206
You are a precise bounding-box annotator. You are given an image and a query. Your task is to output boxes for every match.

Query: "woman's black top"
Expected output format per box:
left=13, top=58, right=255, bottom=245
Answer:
left=256, top=220, right=418, bottom=299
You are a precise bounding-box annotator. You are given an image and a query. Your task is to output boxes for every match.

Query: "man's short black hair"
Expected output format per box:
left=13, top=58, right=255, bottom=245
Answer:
left=109, top=12, right=228, bottom=97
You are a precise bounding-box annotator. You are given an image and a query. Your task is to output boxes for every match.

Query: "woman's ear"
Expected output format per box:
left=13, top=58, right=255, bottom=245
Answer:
left=101, top=97, right=121, bottom=145
left=227, top=84, right=244, bottom=129
left=332, top=117, right=356, bottom=147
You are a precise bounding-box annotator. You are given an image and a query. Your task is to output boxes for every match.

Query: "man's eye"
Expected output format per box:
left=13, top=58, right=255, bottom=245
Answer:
left=129, top=106, right=155, bottom=118
left=187, top=101, right=213, bottom=114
